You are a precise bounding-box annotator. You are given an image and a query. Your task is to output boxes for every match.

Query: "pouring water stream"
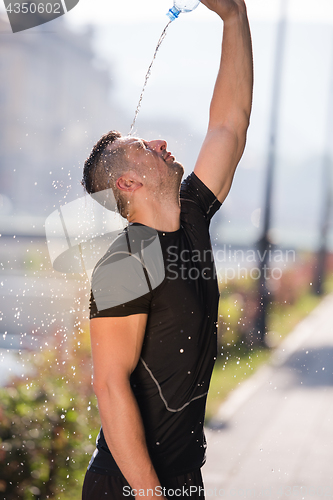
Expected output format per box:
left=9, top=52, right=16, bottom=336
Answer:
left=129, top=21, right=172, bottom=135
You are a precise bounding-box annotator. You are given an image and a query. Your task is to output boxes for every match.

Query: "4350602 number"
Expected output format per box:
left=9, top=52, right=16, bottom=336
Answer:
left=6, top=3, right=61, bottom=14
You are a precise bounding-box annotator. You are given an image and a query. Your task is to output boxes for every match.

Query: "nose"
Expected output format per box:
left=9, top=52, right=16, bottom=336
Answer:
left=147, top=140, right=167, bottom=152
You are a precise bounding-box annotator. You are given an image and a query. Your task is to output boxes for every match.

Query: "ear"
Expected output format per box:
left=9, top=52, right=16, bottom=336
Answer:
left=116, top=172, right=143, bottom=193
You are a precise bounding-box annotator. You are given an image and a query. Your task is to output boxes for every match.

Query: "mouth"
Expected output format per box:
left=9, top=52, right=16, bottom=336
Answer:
left=164, top=152, right=175, bottom=162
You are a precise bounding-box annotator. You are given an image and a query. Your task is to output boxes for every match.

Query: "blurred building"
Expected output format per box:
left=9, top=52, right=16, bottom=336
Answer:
left=0, top=13, right=128, bottom=216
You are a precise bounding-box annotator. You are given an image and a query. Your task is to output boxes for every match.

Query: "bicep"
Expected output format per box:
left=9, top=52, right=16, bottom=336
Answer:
left=194, top=125, right=247, bottom=203
left=90, top=314, right=148, bottom=390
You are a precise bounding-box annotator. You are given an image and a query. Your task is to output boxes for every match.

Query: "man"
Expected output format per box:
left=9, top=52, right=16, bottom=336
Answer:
left=81, top=0, right=253, bottom=498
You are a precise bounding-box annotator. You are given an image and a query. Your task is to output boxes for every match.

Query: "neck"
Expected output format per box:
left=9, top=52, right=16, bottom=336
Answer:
left=128, top=197, right=181, bottom=232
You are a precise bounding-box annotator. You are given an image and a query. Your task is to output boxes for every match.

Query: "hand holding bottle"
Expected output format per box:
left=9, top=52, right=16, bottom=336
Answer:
left=199, top=0, right=246, bottom=21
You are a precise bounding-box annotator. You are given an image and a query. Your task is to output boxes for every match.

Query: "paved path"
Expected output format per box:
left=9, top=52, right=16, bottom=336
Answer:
left=203, top=294, right=333, bottom=500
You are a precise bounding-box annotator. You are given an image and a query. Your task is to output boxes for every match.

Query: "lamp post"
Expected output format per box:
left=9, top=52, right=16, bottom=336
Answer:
left=254, top=0, right=288, bottom=346
left=313, top=44, right=333, bottom=295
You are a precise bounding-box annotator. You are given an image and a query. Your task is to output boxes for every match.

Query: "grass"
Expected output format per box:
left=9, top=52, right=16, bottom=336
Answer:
left=206, top=346, right=271, bottom=421
left=205, top=287, right=326, bottom=423
left=267, top=292, right=321, bottom=344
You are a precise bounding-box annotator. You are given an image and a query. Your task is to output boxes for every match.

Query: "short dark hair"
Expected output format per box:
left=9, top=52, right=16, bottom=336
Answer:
left=82, top=130, right=122, bottom=194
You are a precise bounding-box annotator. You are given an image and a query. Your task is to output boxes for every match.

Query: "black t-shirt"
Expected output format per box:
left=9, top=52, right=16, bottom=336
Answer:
left=88, top=172, right=221, bottom=479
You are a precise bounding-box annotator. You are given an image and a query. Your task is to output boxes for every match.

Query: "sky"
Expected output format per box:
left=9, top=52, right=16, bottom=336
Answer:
left=62, top=0, right=333, bottom=249
left=60, top=0, right=333, bottom=163
left=56, top=0, right=333, bottom=152
left=61, top=0, right=333, bottom=25
left=2, top=0, right=333, bottom=248
left=2, top=0, right=333, bottom=28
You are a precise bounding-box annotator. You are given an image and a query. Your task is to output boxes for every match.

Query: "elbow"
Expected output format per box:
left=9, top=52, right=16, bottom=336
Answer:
left=241, top=108, right=251, bottom=134
left=92, top=377, right=109, bottom=401
left=92, top=369, right=130, bottom=402
left=92, top=377, right=103, bottom=398
left=238, top=111, right=250, bottom=151
left=233, top=110, right=251, bottom=145
left=209, top=107, right=251, bottom=137
left=207, top=116, right=249, bottom=154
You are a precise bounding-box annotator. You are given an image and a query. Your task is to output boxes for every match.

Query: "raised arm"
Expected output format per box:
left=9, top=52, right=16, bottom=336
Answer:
left=194, top=0, right=253, bottom=203
left=90, top=314, right=165, bottom=499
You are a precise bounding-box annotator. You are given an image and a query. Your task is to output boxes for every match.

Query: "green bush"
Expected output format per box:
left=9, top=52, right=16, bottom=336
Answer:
left=0, top=327, right=100, bottom=499
left=218, top=276, right=259, bottom=350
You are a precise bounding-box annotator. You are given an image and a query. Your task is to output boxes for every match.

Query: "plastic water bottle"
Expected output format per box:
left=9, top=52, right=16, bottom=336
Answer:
left=167, top=0, right=200, bottom=21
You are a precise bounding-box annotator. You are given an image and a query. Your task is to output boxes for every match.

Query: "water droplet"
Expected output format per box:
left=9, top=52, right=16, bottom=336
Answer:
left=129, top=21, right=172, bottom=134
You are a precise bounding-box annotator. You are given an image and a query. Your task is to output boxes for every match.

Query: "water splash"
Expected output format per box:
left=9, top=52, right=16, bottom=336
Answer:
left=129, top=21, right=172, bottom=135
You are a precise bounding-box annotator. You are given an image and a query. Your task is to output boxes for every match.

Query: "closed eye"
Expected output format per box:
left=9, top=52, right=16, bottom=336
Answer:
left=136, top=139, right=149, bottom=150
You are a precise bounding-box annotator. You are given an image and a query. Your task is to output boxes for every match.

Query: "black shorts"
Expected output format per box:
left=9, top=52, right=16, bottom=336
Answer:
left=82, top=469, right=205, bottom=499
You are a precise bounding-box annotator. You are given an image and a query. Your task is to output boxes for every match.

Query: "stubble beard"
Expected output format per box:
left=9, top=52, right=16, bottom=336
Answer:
left=164, top=159, right=184, bottom=198
left=142, top=157, right=185, bottom=205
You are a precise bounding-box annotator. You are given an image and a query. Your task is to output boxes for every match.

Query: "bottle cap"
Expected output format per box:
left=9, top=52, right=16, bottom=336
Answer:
left=166, top=6, right=181, bottom=21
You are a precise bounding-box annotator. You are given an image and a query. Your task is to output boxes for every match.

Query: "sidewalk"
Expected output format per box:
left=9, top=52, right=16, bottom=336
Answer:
left=203, top=294, right=333, bottom=500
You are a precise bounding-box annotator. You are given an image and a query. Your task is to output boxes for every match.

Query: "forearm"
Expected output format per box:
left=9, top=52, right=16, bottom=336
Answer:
left=209, top=3, right=253, bottom=131
left=96, top=377, right=163, bottom=497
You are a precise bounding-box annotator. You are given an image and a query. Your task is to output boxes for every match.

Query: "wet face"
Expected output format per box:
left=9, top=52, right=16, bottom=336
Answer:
left=109, top=136, right=184, bottom=194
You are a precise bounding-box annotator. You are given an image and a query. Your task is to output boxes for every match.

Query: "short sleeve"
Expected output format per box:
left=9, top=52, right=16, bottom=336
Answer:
left=89, top=251, right=152, bottom=318
left=180, top=172, right=221, bottom=221
left=89, top=226, right=165, bottom=319
left=90, top=289, right=152, bottom=318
